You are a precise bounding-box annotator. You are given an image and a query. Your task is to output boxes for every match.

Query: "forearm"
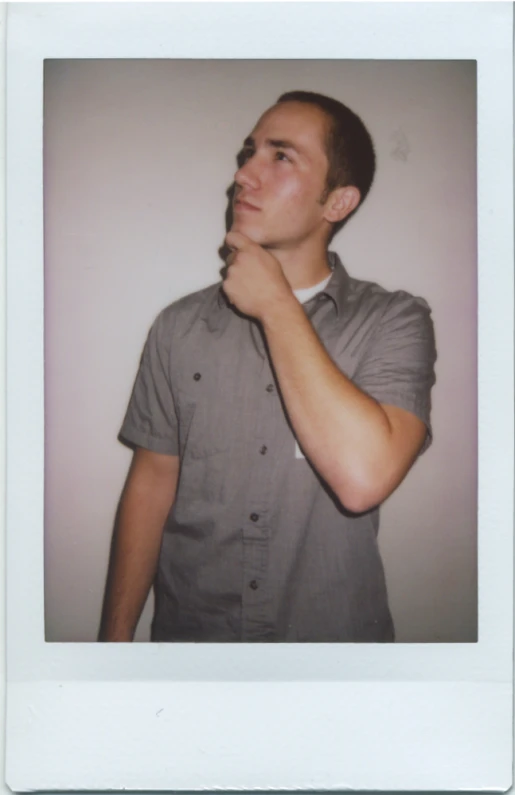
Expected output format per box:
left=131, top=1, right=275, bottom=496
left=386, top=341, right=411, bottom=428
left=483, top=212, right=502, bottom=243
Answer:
left=99, top=454, right=178, bottom=641
left=261, top=296, right=394, bottom=511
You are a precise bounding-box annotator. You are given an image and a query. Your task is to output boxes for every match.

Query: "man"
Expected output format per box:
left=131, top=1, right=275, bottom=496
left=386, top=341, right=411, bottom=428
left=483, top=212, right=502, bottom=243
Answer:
left=99, top=91, right=436, bottom=643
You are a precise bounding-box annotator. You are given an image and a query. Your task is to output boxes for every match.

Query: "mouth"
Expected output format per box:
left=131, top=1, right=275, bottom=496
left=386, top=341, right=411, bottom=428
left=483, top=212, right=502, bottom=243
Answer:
left=233, top=197, right=261, bottom=213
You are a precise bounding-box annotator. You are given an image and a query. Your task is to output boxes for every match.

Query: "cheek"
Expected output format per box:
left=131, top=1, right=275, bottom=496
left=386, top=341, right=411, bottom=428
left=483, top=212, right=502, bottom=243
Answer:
left=271, top=176, right=318, bottom=215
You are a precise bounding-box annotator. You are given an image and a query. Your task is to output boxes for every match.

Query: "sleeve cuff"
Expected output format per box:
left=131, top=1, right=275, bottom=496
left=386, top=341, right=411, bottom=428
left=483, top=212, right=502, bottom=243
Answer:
left=118, top=424, right=179, bottom=456
left=373, top=390, right=433, bottom=455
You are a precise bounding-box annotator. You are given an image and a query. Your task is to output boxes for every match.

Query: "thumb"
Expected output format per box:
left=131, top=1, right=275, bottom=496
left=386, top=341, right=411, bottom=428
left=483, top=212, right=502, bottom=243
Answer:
left=225, top=230, right=253, bottom=252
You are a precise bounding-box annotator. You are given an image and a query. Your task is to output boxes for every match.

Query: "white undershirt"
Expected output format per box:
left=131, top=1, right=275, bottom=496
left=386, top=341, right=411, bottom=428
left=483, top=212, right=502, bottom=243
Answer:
left=293, top=273, right=332, bottom=304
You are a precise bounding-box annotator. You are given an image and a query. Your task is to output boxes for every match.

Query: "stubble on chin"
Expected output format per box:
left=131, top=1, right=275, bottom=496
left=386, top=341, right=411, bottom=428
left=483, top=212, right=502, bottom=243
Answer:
left=231, top=220, right=264, bottom=246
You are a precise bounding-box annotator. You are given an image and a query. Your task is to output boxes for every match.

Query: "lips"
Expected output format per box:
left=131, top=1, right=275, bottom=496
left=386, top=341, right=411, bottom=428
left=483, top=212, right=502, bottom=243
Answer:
left=234, top=197, right=261, bottom=212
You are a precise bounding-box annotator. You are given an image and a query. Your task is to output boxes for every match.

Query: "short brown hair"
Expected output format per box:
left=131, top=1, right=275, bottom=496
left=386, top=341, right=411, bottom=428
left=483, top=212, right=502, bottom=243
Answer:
left=277, top=90, right=376, bottom=238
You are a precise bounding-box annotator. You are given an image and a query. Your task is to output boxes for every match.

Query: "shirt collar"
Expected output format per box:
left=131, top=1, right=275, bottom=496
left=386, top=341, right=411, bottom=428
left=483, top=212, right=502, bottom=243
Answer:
left=316, top=251, right=349, bottom=316
left=216, top=250, right=350, bottom=316
left=217, top=285, right=230, bottom=310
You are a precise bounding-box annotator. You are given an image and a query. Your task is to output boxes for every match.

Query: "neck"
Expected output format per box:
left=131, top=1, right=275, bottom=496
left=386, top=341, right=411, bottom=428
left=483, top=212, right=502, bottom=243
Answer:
left=267, top=238, right=332, bottom=290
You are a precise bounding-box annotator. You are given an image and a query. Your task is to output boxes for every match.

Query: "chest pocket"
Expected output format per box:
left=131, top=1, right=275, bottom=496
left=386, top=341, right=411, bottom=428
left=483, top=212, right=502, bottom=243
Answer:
left=175, top=364, right=232, bottom=461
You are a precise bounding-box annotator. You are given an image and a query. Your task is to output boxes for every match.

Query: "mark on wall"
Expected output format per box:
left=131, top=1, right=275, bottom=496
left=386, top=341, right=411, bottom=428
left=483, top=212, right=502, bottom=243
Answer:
left=390, top=128, right=411, bottom=163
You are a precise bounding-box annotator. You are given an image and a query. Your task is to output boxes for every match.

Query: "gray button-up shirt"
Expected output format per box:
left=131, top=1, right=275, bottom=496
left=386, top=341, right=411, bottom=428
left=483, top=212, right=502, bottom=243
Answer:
left=120, top=253, right=436, bottom=642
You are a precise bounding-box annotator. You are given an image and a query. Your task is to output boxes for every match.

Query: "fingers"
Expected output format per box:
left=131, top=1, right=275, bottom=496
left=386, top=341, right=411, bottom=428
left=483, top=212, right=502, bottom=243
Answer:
left=225, top=250, right=237, bottom=267
left=225, top=230, right=253, bottom=251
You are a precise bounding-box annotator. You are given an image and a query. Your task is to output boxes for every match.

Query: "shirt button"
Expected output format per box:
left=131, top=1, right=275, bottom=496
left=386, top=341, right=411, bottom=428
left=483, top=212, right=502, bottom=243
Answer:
left=250, top=512, right=259, bottom=522
left=249, top=580, right=258, bottom=590
left=193, top=372, right=201, bottom=381
left=259, top=445, right=268, bottom=455
left=266, top=383, right=274, bottom=393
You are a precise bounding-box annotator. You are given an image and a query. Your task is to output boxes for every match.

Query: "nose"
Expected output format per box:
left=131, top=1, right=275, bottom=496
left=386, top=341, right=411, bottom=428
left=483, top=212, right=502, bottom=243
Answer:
left=234, top=157, right=260, bottom=191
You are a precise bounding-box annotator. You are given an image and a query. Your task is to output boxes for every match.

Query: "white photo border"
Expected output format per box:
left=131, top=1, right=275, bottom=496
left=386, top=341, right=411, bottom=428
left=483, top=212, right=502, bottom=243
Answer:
left=5, top=2, right=513, bottom=791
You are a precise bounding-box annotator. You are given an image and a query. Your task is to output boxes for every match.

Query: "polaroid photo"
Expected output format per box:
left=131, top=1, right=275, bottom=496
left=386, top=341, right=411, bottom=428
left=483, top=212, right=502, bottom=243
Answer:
left=5, top=1, right=513, bottom=791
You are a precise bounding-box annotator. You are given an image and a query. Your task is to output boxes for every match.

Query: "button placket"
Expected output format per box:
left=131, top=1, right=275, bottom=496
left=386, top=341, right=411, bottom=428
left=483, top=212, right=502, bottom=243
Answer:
left=240, top=365, right=279, bottom=640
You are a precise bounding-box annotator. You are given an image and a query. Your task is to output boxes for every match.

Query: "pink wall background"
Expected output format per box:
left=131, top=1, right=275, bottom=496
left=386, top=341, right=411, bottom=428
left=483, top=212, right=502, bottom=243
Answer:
left=43, top=59, right=477, bottom=642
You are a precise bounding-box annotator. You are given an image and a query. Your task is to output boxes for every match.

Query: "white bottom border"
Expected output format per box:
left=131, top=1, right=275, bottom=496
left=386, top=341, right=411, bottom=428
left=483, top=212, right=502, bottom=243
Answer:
left=6, top=680, right=512, bottom=791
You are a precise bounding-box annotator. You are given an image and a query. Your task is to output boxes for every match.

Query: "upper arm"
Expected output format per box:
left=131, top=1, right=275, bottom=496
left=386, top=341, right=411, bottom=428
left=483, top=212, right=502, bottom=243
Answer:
left=119, top=309, right=180, bottom=456
left=349, top=292, right=436, bottom=509
left=382, top=402, right=427, bottom=477
left=125, top=447, right=180, bottom=503
left=354, top=291, right=437, bottom=451
left=131, top=447, right=180, bottom=480
left=345, top=404, right=427, bottom=513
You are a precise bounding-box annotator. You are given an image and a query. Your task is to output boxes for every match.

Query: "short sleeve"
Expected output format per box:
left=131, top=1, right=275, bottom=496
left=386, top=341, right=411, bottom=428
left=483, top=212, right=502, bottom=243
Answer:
left=118, top=310, right=179, bottom=455
left=353, top=291, right=437, bottom=453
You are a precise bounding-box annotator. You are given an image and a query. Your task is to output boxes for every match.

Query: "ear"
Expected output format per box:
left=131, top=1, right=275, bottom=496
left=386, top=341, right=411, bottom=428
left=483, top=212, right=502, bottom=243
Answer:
left=322, top=185, right=361, bottom=224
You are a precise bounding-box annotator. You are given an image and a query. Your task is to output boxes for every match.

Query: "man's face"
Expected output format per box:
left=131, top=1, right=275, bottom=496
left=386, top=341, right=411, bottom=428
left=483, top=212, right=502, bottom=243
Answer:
left=231, top=102, right=333, bottom=250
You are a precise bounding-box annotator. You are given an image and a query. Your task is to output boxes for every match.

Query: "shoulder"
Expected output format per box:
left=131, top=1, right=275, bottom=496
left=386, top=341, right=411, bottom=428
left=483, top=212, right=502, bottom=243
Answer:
left=150, top=281, right=223, bottom=338
left=346, top=274, right=433, bottom=330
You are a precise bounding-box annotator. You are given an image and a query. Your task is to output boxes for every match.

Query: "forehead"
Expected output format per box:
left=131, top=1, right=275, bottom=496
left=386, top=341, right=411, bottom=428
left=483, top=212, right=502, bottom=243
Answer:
left=250, top=101, right=330, bottom=157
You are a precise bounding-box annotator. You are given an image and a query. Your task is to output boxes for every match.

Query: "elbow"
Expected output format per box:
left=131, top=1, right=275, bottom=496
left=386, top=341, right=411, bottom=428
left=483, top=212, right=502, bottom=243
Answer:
left=332, top=469, right=385, bottom=515
left=318, top=441, right=402, bottom=514
left=337, top=487, right=380, bottom=515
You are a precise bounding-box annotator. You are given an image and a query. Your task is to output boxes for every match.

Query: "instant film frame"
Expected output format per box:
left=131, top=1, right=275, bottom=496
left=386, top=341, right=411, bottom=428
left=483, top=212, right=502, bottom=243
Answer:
left=44, top=59, right=479, bottom=646
left=6, top=2, right=513, bottom=790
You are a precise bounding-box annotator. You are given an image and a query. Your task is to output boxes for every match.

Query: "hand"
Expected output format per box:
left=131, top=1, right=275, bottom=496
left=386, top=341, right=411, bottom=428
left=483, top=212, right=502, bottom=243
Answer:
left=223, top=231, right=294, bottom=321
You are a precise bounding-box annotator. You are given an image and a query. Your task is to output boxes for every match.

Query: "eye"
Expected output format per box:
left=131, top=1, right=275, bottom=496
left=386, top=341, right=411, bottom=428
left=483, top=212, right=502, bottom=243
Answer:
left=274, top=151, right=291, bottom=162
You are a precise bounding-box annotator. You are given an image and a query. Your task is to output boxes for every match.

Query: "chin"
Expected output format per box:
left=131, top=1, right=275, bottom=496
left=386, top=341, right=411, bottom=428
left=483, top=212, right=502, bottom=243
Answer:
left=231, top=219, right=266, bottom=244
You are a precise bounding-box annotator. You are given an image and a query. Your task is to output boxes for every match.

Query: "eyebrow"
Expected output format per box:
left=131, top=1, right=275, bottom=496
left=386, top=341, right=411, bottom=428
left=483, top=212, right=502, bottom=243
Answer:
left=243, top=136, right=303, bottom=156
